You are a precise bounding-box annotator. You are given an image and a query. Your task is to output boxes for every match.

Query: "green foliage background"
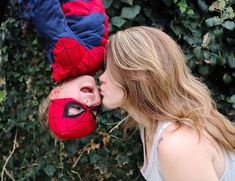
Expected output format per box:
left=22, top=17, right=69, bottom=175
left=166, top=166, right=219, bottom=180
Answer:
left=0, top=0, right=234, bottom=180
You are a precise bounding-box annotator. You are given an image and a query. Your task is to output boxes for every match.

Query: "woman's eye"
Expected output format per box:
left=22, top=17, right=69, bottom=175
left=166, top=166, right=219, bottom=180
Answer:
left=68, top=106, right=84, bottom=116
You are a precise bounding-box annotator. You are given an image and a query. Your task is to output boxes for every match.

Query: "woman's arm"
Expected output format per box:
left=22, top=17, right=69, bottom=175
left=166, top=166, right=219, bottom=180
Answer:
left=158, top=124, right=219, bottom=181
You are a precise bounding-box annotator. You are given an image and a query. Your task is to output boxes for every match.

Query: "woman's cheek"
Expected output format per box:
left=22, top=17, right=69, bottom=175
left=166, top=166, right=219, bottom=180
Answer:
left=102, top=96, right=116, bottom=109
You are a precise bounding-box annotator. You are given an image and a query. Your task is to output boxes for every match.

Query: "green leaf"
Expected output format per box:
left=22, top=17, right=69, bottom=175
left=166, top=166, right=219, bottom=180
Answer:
left=176, top=0, right=194, bottom=15
left=197, top=0, right=208, bottom=13
left=162, top=0, right=173, bottom=6
left=120, top=0, right=133, bottom=5
left=170, top=22, right=182, bottom=36
left=210, top=44, right=220, bottom=52
left=193, top=47, right=203, bottom=60
left=179, top=6, right=186, bottom=13
left=43, top=165, right=56, bottom=176
left=102, top=0, right=113, bottom=8
left=217, top=53, right=226, bottom=65
left=111, top=16, right=126, bottom=28
left=108, top=24, right=114, bottom=33
left=231, top=103, right=235, bottom=109
left=223, top=73, right=233, bottom=85
left=95, top=158, right=109, bottom=174
left=203, top=50, right=210, bottom=59
left=184, top=36, right=200, bottom=45
left=210, top=53, right=218, bottom=65
left=0, top=90, right=6, bottom=103
left=232, top=72, right=235, bottom=78
left=228, top=56, right=235, bottom=68
left=227, top=95, right=235, bottom=104
left=32, top=39, right=38, bottom=46
left=187, top=9, right=194, bottom=15
left=198, top=65, right=209, bottom=75
left=222, top=21, right=235, bottom=30
left=205, top=18, right=215, bottom=27
left=213, top=27, right=223, bottom=38
left=121, top=5, right=141, bottom=20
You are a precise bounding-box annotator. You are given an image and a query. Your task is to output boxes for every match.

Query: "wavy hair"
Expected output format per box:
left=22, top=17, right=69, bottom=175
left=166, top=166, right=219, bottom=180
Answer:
left=107, top=26, right=235, bottom=151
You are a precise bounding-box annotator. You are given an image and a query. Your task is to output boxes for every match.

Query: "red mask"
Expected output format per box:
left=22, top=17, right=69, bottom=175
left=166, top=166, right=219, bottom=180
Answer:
left=48, top=98, right=98, bottom=140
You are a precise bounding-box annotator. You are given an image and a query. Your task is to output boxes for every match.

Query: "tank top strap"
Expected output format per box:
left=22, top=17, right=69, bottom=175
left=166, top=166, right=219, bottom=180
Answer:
left=219, top=150, right=235, bottom=181
left=154, top=121, right=173, bottom=145
left=142, top=121, right=173, bottom=179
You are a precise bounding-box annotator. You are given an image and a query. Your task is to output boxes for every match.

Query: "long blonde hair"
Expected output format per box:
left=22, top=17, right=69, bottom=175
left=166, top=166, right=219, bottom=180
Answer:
left=107, top=26, right=235, bottom=151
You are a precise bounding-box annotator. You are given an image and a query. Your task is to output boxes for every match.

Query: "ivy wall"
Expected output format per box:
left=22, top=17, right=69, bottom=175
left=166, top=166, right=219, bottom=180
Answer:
left=0, top=0, right=234, bottom=180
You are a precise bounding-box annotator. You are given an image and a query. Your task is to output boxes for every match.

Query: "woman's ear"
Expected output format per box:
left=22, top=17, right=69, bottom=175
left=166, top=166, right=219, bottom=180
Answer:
left=49, top=87, right=61, bottom=100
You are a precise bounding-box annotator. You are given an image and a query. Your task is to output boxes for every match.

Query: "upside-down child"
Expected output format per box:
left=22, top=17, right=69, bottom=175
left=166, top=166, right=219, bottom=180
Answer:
left=20, top=0, right=108, bottom=140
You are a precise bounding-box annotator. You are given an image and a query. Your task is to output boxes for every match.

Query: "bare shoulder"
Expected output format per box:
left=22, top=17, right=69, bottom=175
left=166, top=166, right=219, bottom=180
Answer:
left=158, top=123, right=202, bottom=152
left=157, top=122, right=219, bottom=181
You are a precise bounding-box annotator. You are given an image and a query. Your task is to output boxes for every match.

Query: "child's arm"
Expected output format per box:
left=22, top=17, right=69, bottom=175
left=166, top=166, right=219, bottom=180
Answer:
left=25, top=0, right=108, bottom=81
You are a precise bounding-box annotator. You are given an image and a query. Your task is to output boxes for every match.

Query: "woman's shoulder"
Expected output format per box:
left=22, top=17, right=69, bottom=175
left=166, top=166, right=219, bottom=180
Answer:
left=157, top=122, right=219, bottom=157
left=157, top=122, right=206, bottom=155
left=156, top=122, right=222, bottom=180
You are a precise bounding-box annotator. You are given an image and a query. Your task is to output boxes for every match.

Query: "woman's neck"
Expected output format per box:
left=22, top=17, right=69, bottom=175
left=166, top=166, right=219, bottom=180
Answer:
left=124, top=105, right=154, bottom=131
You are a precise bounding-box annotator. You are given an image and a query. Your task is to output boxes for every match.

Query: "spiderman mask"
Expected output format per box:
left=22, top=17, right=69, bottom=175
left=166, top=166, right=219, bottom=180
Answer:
left=48, top=98, right=99, bottom=140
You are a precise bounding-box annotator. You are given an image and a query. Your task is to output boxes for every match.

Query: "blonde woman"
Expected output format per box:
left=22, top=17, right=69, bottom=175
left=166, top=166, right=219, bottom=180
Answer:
left=99, top=26, right=235, bottom=181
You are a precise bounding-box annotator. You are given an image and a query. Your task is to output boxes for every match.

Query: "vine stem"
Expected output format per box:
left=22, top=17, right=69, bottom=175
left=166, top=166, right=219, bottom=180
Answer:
left=1, top=129, right=18, bottom=181
left=109, top=115, right=129, bottom=134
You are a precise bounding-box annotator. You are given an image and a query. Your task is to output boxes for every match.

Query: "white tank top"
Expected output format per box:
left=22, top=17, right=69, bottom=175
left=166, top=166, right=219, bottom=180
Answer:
left=140, top=121, right=235, bottom=181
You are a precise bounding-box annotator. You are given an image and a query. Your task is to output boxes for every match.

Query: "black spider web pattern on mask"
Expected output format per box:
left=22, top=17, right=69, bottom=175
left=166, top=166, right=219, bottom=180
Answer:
left=63, top=112, right=95, bottom=133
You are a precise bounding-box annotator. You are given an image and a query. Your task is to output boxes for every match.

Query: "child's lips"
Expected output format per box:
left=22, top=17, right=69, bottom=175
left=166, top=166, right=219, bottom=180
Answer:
left=80, top=86, right=93, bottom=93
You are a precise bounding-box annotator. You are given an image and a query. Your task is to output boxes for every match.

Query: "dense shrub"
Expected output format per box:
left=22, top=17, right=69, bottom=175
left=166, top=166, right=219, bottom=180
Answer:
left=0, top=0, right=234, bottom=180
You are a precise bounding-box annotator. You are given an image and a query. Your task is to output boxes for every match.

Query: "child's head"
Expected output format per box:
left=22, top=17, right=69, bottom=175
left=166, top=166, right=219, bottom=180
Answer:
left=38, top=75, right=101, bottom=140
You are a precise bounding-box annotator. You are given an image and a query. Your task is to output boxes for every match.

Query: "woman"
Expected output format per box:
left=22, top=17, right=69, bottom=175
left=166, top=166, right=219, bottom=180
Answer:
left=99, top=26, right=235, bottom=181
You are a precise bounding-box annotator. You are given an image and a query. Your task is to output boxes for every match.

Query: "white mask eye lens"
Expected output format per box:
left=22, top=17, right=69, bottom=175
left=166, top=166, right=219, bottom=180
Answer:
left=68, top=106, right=84, bottom=116
left=64, top=102, right=85, bottom=118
